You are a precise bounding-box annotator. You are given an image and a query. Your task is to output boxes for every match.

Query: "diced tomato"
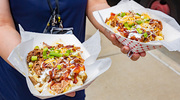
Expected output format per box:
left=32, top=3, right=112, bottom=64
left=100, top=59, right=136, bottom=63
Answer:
left=80, top=65, right=85, bottom=71
left=111, top=12, right=116, bottom=16
left=73, top=67, right=80, bottom=74
left=109, top=13, right=116, bottom=20
left=130, top=36, right=136, bottom=40
left=123, top=32, right=129, bottom=38
left=73, top=73, right=78, bottom=84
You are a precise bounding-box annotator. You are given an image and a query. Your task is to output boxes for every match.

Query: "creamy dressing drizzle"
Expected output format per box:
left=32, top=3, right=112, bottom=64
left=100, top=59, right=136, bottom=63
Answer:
left=128, top=33, right=142, bottom=39
left=39, top=69, right=52, bottom=84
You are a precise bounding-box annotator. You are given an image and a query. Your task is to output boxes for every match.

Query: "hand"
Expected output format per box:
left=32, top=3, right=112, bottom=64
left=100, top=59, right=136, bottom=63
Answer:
left=110, top=34, right=146, bottom=61
left=65, top=92, right=76, bottom=97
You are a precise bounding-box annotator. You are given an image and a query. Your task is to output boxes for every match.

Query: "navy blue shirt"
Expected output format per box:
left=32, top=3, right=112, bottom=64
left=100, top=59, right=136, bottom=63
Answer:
left=0, top=0, right=87, bottom=100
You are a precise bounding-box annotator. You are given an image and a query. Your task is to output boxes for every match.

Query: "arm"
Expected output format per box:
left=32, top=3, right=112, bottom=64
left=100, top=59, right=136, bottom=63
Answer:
left=0, top=0, right=21, bottom=66
left=86, top=0, right=146, bottom=61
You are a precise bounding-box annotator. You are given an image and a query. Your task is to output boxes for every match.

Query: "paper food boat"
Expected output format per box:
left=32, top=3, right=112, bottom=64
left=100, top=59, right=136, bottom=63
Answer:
left=8, top=26, right=112, bottom=99
left=93, top=0, right=180, bottom=53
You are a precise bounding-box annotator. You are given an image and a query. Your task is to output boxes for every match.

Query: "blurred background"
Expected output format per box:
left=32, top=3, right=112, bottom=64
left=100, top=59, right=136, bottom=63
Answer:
left=85, top=0, right=180, bottom=100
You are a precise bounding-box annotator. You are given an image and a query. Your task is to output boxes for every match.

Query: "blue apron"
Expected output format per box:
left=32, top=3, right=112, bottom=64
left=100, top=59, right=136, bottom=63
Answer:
left=0, top=0, right=87, bottom=99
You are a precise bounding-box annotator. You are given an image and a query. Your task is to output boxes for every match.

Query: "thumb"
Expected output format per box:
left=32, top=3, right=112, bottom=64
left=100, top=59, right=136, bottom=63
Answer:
left=65, top=92, right=76, bottom=97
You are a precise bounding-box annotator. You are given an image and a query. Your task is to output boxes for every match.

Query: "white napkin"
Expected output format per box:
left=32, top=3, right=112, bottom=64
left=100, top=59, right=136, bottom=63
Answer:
left=8, top=26, right=112, bottom=99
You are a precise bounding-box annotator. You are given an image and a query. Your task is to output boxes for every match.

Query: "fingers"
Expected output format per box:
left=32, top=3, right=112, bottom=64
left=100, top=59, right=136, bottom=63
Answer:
left=126, top=49, right=146, bottom=61
left=65, top=92, right=76, bottom=97
left=110, top=34, right=123, bottom=48
left=128, top=51, right=146, bottom=61
left=130, top=54, right=140, bottom=61
left=121, top=46, right=129, bottom=54
left=140, top=52, right=146, bottom=57
left=110, top=34, right=146, bottom=61
left=126, top=50, right=139, bottom=61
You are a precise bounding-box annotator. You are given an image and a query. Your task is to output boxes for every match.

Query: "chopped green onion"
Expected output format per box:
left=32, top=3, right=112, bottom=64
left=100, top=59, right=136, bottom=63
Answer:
left=43, top=51, right=47, bottom=56
left=127, top=27, right=131, bottom=30
left=64, top=53, right=69, bottom=57
left=55, top=50, right=59, bottom=53
left=43, top=56, right=47, bottom=59
left=144, top=18, right=150, bottom=22
left=57, top=49, right=61, bottom=52
left=56, top=49, right=61, bottom=53
left=47, top=56, right=54, bottom=58
left=51, top=56, right=54, bottom=58
left=117, top=13, right=120, bottom=16
left=49, top=53, right=63, bottom=57
left=136, top=13, right=141, bottom=16
left=70, top=49, right=74, bottom=53
left=124, top=22, right=129, bottom=28
left=144, top=32, right=148, bottom=38
left=50, top=47, right=54, bottom=50
left=132, top=26, right=136, bottom=28
left=121, top=12, right=126, bottom=17
left=50, top=51, right=55, bottom=53
left=129, top=23, right=135, bottom=28
left=135, top=20, right=143, bottom=24
left=31, top=56, right=37, bottom=61
left=66, top=50, right=71, bottom=54
left=136, top=28, right=143, bottom=34
left=146, top=19, right=150, bottom=21
left=28, top=62, right=33, bottom=68
left=34, top=46, right=39, bottom=49
left=43, top=47, right=48, bottom=52
left=57, top=65, right=61, bottom=70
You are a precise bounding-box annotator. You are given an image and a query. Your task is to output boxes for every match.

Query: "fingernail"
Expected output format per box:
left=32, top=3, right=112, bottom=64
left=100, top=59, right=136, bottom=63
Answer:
left=123, top=46, right=129, bottom=54
left=127, top=50, right=133, bottom=58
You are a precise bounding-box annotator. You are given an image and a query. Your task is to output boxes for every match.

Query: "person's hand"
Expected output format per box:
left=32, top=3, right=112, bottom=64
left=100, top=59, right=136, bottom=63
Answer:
left=65, top=92, right=76, bottom=97
left=110, top=34, right=146, bottom=61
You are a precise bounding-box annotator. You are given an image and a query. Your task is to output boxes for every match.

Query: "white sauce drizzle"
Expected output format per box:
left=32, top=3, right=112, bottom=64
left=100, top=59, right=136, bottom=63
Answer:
left=39, top=69, right=52, bottom=84
left=128, top=33, right=142, bottom=39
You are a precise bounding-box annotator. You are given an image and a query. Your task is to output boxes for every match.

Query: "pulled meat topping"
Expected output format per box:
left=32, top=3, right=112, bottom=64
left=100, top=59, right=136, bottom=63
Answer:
left=27, top=43, right=87, bottom=94
left=105, top=11, right=164, bottom=42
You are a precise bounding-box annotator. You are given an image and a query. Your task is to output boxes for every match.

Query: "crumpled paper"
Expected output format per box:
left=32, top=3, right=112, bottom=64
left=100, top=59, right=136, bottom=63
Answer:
left=93, top=0, right=180, bottom=53
left=8, top=26, right=112, bottom=99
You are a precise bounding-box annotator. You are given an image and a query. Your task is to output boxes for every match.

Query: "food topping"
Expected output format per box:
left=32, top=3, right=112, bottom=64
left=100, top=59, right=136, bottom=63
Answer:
left=27, top=42, right=87, bottom=94
left=105, top=11, right=164, bottom=42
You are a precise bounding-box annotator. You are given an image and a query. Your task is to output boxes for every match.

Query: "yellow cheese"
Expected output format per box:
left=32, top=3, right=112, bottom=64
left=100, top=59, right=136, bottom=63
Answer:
left=155, top=36, right=163, bottom=41
left=106, top=20, right=111, bottom=25
left=142, top=13, right=150, bottom=19
left=134, top=15, right=141, bottom=19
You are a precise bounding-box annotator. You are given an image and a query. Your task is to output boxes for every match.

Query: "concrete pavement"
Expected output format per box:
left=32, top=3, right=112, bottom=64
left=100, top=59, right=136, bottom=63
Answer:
left=85, top=18, right=180, bottom=100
